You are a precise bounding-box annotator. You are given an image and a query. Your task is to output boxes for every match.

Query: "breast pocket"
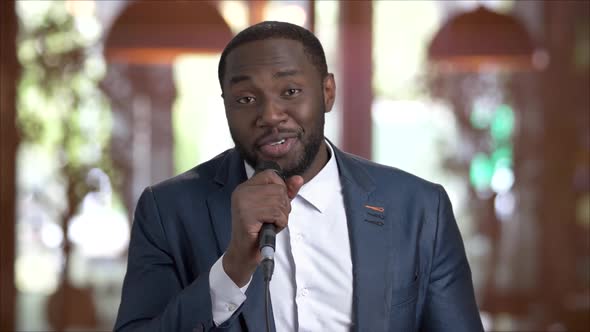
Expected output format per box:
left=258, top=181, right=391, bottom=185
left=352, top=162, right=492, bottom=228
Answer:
left=389, top=277, right=419, bottom=331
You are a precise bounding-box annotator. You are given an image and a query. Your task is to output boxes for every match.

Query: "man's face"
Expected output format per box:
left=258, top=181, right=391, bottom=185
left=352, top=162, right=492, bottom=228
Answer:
left=222, top=38, right=335, bottom=179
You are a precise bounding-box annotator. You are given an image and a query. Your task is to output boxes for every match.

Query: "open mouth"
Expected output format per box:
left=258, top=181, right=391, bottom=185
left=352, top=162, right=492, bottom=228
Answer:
left=259, top=137, right=296, bottom=158
left=269, top=139, right=286, bottom=146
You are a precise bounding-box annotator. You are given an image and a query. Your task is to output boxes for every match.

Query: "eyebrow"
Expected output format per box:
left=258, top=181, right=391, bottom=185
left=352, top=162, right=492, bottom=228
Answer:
left=273, top=69, right=301, bottom=79
left=229, top=75, right=251, bottom=86
left=228, top=69, right=302, bottom=87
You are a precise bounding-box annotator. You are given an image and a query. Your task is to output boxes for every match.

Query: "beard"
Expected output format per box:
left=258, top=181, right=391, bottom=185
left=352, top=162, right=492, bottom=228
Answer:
left=231, top=107, right=325, bottom=179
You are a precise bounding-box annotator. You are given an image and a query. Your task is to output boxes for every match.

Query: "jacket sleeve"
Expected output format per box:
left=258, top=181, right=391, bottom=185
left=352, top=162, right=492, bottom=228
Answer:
left=419, top=186, right=484, bottom=332
left=114, top=187, right=243, bottom=332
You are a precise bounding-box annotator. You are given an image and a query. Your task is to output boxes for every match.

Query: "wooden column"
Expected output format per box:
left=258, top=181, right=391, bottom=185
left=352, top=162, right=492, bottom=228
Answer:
left=339, top=0, right=373, bottom=159
left=0, top=0, right=18, bottom=330
left=309, top=0, right=315, bottom=33
left=249, top=0, right=267, bottom=25
left=536, top=1, right=586, bottom=328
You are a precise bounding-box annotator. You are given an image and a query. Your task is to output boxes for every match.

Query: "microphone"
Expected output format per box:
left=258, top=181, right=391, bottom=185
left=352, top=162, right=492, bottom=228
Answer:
left=254, top=161, right=284, bottom=282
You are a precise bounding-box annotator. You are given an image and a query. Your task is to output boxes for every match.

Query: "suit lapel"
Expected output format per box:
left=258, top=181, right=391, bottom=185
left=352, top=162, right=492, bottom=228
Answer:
left=333, top=146, right=394, bottom=332
left=205, top=150, right=274, bottom=331
left=206, top=150, right=245, bottom=255
left=206, top=187, right=232, bottom=255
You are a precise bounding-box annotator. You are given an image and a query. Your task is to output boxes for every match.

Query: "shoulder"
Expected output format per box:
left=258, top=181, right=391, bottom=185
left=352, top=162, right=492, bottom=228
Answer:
left=148, top=149, right=232, bottom=198
left=338, top=151, right=443, bottom=197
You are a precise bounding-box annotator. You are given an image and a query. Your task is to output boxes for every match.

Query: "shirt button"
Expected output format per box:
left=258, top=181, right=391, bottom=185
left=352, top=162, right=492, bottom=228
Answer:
left=295, top=233, right=304, bottom=242
left=227, top=303, right=237, bottom=311
left=301, top=288, right=309, bottom=297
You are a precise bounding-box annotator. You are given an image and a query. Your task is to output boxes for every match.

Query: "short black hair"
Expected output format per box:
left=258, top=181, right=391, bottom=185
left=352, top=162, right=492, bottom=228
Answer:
left=218, top=21, right=328, bottom=90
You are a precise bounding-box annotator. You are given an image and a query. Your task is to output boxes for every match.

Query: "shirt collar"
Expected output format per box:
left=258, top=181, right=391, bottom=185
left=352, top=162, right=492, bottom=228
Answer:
left=243, top=141, right=339, bottom=214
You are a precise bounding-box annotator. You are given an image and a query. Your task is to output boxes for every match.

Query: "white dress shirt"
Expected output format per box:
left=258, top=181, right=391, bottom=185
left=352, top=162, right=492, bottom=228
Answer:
left=209, top=142, right=353, bottom=331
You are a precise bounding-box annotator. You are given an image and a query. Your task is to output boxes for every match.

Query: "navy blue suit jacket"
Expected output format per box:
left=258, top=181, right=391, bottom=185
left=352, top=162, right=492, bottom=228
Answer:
left=115, top=144, right=483, bottom=332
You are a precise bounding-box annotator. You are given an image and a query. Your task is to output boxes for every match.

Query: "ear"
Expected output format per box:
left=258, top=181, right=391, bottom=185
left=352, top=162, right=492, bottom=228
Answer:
left=322, top=73, right=336, bottom=113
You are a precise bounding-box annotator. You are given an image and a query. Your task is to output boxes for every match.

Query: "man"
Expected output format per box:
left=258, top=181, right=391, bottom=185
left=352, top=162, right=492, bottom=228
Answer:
left=115, top=21, right=483, bottom=332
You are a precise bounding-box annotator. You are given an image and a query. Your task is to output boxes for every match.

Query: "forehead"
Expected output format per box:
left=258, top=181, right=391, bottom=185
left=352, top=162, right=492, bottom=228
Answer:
left=223, top=39, right=316, bottom=84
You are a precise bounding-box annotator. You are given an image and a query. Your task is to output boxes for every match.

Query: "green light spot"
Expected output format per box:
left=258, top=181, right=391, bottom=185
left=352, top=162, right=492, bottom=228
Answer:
left=470, top=153, right=494, bottom=190
left=491, top=104, right=515, bottom=141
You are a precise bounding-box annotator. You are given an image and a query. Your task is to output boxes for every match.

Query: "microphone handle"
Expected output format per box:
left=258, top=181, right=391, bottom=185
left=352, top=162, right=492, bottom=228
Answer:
left=259, top=223, right=277, bottom=260
left=260, top=223, right=276, bottom=282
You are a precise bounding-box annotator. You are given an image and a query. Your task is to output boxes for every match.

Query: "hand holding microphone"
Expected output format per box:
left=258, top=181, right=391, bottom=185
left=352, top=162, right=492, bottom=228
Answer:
left=223, top=161, right=303, bottom=287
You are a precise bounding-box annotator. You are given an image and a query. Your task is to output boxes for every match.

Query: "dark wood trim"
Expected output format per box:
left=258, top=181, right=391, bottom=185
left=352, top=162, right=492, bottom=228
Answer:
left=0, top=0, right=18, bottom=330
left=339, top=1, right=373, bottom=159
left=309, top=0, right=315, bottom=32
left=248, top=0, right=267, bottom=25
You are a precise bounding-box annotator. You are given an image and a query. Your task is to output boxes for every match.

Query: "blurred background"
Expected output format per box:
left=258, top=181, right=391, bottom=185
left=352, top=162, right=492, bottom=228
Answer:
left=0, top=0, right=588, bottom=331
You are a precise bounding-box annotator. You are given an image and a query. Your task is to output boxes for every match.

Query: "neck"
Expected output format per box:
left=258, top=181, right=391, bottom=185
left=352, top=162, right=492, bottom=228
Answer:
left=301, top=140, right=330, bottom=184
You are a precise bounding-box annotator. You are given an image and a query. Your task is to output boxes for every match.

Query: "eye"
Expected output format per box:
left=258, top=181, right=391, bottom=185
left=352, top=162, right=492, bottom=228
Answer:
left=236, top=96, right=256, bottom=104
left=282, top=88, right=301, bottom=97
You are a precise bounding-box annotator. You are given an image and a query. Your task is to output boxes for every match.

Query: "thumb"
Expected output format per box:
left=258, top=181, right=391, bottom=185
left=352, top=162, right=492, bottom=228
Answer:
left=285, top=175, right=304, bottom=200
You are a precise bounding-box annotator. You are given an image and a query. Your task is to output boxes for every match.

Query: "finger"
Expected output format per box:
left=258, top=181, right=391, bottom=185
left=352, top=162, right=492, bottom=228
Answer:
left=285, top=175, right=304, bottom=199
left=257, top=207, right=289, bottom=230
left=243, top=184, right=288, bottom=205
left=255, top=193, right=291, bottom=216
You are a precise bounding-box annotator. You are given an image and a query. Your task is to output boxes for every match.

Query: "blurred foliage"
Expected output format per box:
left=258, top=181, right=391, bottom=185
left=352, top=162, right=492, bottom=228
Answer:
left=15, top=3, right=126, bottom=330
left=16, top=1, right=118, bottom=224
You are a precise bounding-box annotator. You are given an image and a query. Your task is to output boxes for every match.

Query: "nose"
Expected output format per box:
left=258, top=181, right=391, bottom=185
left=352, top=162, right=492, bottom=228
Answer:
left=256, top=98, right=287, bottom=128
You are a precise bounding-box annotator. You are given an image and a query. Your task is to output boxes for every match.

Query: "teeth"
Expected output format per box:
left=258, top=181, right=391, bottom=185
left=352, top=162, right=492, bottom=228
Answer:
left=270, top=139, right=286, bottom=146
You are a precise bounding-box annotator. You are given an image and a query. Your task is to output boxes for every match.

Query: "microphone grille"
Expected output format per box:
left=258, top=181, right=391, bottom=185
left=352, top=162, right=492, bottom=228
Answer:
left=255, top=160, right=284, bottom=179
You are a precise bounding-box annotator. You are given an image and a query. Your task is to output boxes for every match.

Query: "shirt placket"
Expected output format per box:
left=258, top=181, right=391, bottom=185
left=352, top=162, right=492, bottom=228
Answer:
left=290, top=199, right=320, bottom=332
